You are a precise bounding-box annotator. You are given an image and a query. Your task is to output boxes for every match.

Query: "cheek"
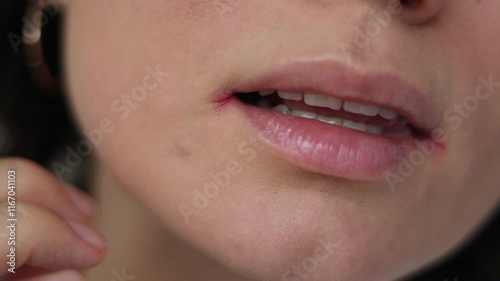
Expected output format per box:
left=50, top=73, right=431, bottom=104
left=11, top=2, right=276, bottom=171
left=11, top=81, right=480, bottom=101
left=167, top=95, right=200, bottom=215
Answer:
left=63, top=0, right=222, bottom=154
left=433, top=2, right=500, bottom=215
left=63, top=0, right=213, bottom=213
left=63, top=0, right=262, bottom=191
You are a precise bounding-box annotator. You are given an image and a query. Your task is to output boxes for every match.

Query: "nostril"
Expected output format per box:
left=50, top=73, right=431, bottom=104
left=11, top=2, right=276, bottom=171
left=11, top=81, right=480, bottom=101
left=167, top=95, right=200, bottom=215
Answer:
left=399, top=0, right=446, bottom=25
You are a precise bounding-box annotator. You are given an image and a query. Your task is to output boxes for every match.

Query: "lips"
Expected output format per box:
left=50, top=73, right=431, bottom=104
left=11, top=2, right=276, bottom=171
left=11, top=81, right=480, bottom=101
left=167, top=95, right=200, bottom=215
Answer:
left=215, top=59, right=443, bottom=181
left=236, top=90, right=411, bottom=137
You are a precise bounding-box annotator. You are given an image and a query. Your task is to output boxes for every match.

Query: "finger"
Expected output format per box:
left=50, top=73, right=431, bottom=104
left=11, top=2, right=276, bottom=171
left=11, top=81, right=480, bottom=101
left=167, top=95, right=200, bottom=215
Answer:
left=0, top=157, right=96, bottom=224
left=0, top=202, right=106, bottom=276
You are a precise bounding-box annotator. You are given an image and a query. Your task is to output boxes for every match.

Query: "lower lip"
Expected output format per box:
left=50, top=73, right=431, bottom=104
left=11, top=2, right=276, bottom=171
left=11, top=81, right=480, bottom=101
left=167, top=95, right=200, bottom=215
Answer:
left=226, top=97, right=438, bottom=181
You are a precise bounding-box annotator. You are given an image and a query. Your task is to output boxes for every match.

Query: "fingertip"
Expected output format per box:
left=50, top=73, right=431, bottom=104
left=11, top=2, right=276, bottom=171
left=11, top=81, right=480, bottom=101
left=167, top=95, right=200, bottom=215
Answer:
left=67, top=220, right=107, bottom=250
left=63, top=183, right=98, bottom=222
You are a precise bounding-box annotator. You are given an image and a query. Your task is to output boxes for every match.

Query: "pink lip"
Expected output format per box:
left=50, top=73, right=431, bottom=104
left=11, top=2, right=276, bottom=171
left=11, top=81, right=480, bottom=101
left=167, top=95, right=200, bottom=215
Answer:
left=216, top=59, right=444, bottom=181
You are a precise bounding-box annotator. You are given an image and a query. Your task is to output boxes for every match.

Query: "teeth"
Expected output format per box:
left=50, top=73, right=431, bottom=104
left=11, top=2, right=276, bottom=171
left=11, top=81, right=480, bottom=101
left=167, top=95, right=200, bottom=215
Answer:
left=343, top=120, right=368, bottom=132
left=304, top=93, right=343, bottom=110
left=272, top=106, right=384, bottom=135
left=379, top=107, right=398, bottom=120
left=317, top=115, right=343, bottom=126
left=261, top=91, right=397, bottom=136
left=273, top=104, right=291, bottom=115
left=366, top=125, right=383, bottom=135
left=343, top=101, right=380, bottom=116
left=341, top=121, right=382, bottom=135
left=278, top=91, right=303, bottom=101
left=259, top=90, right=275, bottom=97
left=291, top=109, right=317, bottom=119
left=269, top=91, right=398, bottom=121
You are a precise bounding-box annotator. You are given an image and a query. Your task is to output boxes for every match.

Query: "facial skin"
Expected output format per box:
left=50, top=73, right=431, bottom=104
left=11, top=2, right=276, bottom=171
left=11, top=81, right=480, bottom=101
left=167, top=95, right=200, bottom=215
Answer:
left=63, top=0, right=500, bottom=280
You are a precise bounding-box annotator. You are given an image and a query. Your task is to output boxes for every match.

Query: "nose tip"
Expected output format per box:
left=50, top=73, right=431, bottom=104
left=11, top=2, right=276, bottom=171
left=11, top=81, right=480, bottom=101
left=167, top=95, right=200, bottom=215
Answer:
left=399, top=0, right=447, bottom=24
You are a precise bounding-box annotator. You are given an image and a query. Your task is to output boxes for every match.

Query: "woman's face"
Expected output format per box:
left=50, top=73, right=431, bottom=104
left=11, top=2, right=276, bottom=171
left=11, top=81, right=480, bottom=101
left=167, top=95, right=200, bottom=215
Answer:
left=64, top=0, right=500, bottom=280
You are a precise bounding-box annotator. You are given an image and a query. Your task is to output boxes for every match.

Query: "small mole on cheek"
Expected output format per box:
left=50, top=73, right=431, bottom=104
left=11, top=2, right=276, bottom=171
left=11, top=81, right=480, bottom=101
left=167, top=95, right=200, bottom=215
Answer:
left=172, top=139, right=193, bottom=158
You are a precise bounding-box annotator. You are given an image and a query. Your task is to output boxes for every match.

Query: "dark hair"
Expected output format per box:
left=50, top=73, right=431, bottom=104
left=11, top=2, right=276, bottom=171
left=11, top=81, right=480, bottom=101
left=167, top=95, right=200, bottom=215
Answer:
left=1, top=1, right=498, bottom=280
left=1, top=0, right=73, bottom=160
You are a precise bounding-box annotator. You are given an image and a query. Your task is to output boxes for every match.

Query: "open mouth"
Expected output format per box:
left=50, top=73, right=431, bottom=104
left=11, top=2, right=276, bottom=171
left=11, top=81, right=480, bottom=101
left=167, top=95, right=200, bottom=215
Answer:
left=236, top=90, right=428, bottom=139
left=218, top=59, right=442, bottom=181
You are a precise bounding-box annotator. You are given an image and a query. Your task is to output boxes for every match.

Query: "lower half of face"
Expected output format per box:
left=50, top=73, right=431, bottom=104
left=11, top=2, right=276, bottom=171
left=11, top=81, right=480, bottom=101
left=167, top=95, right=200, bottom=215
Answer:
left=64, top=0, right=500, bottom=280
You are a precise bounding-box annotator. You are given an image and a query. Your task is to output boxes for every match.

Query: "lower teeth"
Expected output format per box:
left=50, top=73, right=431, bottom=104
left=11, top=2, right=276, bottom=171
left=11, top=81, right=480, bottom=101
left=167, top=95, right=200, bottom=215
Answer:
left=272, top=104, right=383, bottom=135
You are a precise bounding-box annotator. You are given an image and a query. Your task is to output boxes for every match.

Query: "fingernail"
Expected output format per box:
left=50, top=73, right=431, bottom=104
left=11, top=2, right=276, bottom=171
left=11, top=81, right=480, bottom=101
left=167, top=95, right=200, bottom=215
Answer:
left=68, top=220, right=107, bottom=249
left=63, top=183, right=96, bottom=216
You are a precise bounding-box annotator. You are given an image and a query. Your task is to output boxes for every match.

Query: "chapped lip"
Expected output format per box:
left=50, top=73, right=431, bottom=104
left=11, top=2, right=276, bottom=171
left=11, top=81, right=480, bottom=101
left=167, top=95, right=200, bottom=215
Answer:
left=218, top=58, right=440, bottom=135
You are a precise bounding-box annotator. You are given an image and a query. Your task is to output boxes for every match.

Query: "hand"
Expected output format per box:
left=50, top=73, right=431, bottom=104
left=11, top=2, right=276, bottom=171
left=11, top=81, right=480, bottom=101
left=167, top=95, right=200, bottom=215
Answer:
left=0, top=158, right=106, bottom=281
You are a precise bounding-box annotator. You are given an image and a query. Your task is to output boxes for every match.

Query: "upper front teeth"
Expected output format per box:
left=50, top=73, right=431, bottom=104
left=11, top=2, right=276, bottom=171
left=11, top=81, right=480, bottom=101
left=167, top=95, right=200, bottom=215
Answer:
left=304, top=92, right=342, bottom=110
left=379, top=107, right=398, bottom=120
left=258, top=90, right=398, bottom=120
left=277, top=91, right=302, bottom=101
left=343, top=101, right=380, bottom=117
left=259, top=90, right=275, bottom=96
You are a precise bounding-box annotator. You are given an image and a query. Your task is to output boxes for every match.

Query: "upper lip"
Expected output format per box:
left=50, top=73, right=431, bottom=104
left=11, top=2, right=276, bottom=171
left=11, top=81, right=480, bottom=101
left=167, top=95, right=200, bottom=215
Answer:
left=224, top=58, right=439, bottom=134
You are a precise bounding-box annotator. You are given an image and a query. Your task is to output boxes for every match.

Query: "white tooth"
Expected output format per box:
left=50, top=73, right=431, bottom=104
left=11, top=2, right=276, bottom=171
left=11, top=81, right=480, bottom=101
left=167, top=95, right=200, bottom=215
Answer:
left=343, top=120, right=368, bottom=132
left=326, top=97, right=343, bottom=110
left=304, top=93, right=342, bottom=110
left=379, top=107, right=398, bottom=120
left=278, top=91, right=303, bottom=101
left=291, top=109, right=317, bottom=119
left=317, top=115, right=343, bottom=126
left=273, top=104, right=291, bottom=115
left=256, top=99, right=272, bottom=108
left=304, top=93, right=323, bottom=106
left=366, top=125, right=383, bottom=135
left=259, top=90, right=275, bottom=97
left=343, top=101, right=380, bottom=116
